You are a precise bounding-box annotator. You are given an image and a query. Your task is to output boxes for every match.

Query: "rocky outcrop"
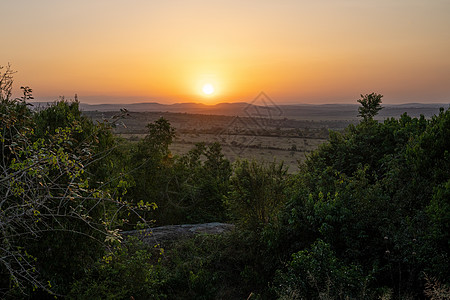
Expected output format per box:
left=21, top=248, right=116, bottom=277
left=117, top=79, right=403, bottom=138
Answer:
left=121, top=222, right=234, bottom=246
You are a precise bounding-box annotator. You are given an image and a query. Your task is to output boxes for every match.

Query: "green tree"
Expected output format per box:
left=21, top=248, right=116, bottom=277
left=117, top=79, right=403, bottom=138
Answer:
left=124, top=117, right=176, bottom=226
left=357, top=92, right=383, bottom=121
left=68, top=238, right=165, bottom=300
left=0, top=67, right=146, bottom=297
left=273, top=104, right=450, bottom=298
left=143, top=117, right=176, bottom=157
left=0, top=100, right=112, bottom=296
left=275, top=240, right=370, bottom=299
left=227, top=160, right=289, bottom=231
left=171, top=142, right=231, bottom=223
left=27, top=100, right=132, bottom=296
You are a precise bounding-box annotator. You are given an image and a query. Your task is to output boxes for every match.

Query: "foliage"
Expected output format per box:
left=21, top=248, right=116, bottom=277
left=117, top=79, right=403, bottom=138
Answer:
left=0, top=67, right=148, bottom=297
left=126, top=120, right=231, bottom=225
left=227, top=160, right=289, bottom=231
left=156, top=229, right=276, bottom=300
left=68, top=237, right=165, bottom=300
left=273, top=102, right=450, bottom=298
left=170, top=142, right=231, bottom=223
left=357, top=92, right=383, bottom=121
left=0, top=101, right=101, bottom=295
left=123, top=117, right=176, bottom=226
left=144, top=117, right=176, bottom=156
left=33, top=99, right=130, bottom=193
left=69, top=230, right=274, bottom=300
left=275, top=239, right=371, bottom=299
left=158, top=234, right=228, bottom=300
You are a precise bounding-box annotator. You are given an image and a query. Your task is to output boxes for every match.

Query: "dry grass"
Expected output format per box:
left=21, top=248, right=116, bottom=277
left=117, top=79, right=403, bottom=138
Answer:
left=118, top=132, right=326, bottom=172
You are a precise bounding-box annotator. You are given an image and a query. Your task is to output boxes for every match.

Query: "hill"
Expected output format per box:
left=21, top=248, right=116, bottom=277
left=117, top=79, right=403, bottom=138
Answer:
left=32, top=101, right=450, bottom=120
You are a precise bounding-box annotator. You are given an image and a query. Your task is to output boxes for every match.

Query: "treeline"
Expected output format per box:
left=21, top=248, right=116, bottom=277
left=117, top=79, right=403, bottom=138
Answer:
left=1, top=68, right=449, bottom=299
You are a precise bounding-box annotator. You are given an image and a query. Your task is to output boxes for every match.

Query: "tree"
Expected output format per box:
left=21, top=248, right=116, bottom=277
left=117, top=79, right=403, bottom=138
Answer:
left=143, top=117, right=176, bottom=157
left=227, top=160, right=288, bottom=231
left=128, top=124, right=232, bottom=225
left=170, top=142, right=231, bottom=223
left=357, top=92, right=383, bottom=121
left=0, top=66, right=148, bottom=297
left=274, top=104, right=450, bottom=298
left=1, top=99, right=107, bottom=296
left=0, top=64, right=14, bottom=102
left=274, top=240, right=369, bottom=299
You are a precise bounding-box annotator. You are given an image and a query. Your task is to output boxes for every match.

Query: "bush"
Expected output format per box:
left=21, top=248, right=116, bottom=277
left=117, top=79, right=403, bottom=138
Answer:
left=0, top=67, right=148, bottom=297
left=273, top=105, right=450, bottom=298
left=274, top=239, right=372, bottom=299
left=227, top=160, right=289, bottom=231
left=69, top=237, right=166, bottom=300
left=158, top=230, right=275, bottom=300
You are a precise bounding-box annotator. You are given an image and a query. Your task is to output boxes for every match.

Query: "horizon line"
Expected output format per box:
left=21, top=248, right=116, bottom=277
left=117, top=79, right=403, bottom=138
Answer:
left=30, top=100, right=450, bottom=107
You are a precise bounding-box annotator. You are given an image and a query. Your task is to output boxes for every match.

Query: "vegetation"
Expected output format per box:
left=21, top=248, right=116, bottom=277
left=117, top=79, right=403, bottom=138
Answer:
left=0, top=66, right=151, bottom=298
left=1, top=66, right=449, bottom=299
left=227, top=159, right=288, bottom=231
left=357, top=92, right=383, bottom=121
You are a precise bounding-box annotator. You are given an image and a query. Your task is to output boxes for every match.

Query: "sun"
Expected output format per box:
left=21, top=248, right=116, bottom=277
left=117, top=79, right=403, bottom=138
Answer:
left=202, top=83, right=215, bottom=95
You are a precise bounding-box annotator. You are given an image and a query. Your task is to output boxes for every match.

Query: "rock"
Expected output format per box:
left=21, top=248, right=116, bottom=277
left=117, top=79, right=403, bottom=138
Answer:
left=121, top=222, right=234, bottom=246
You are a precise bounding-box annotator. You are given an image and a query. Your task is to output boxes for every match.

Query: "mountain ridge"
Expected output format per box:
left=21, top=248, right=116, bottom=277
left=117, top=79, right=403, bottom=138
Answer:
left=31, top=101, right=449, bottom=120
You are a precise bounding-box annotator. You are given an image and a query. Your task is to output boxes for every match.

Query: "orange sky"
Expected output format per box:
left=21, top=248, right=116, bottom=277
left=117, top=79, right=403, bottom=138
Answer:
left=1, top=0, right=449, bottom=104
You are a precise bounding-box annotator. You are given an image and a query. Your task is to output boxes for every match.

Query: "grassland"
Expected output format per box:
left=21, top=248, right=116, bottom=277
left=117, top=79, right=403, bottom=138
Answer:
left=120, top=132, right=326, bottom=171
left=83, top=110, right=350, bottom=171
left=86, top=102, right=449, bottom=171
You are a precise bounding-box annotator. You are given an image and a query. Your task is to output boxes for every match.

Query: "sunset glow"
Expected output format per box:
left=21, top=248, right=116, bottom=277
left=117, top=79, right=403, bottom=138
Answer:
left=1, top=1, right=449, bottom=104
left=202, top=84, right=215, bottom=95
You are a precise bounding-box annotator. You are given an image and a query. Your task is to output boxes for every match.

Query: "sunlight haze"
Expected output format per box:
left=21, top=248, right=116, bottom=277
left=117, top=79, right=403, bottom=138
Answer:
left=1, top=0, right=449, bottom=104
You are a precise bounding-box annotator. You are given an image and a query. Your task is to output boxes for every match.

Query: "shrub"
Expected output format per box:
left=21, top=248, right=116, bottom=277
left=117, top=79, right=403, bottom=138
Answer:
left=274, top=239, right=372, bottom=299
left=69, top=237, right=165, bottom=300
left=227, top=160, right=289, bottom=231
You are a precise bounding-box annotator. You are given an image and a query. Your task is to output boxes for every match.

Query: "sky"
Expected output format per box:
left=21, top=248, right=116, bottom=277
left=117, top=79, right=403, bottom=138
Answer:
left=1, top=0, right=450, bottom=105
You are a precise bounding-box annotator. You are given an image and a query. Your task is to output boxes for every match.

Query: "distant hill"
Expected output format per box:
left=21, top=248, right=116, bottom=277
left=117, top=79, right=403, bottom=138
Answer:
left=31, top=101, right=449, bottom=120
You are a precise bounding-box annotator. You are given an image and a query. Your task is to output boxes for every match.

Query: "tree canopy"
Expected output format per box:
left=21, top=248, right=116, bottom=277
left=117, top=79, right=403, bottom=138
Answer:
left=357, top=92, right=384, bottom=121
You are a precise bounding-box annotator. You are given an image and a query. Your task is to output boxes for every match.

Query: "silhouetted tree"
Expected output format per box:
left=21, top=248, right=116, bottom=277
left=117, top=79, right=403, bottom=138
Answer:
left=357, top=92, right=383, bottom=121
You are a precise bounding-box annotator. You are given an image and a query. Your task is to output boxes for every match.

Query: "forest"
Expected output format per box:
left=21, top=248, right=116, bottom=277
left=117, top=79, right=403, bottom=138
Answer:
left=1, top=68, right=450, bottom=299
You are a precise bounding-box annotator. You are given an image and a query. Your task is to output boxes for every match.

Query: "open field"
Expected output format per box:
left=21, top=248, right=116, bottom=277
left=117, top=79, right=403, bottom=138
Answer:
left=82, top=110, right=355, bottom=134
left=82, top=103, right=447, bottom=170
left=119, top=132, right=326, bottom=171
left=172, top=135, right=326, bottom=171
left=84, top=111, right=338, bottom=171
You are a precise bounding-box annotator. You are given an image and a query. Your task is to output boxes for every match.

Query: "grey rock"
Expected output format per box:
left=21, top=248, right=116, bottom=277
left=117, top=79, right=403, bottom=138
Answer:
left=121, top=222, right=234, bottom=246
